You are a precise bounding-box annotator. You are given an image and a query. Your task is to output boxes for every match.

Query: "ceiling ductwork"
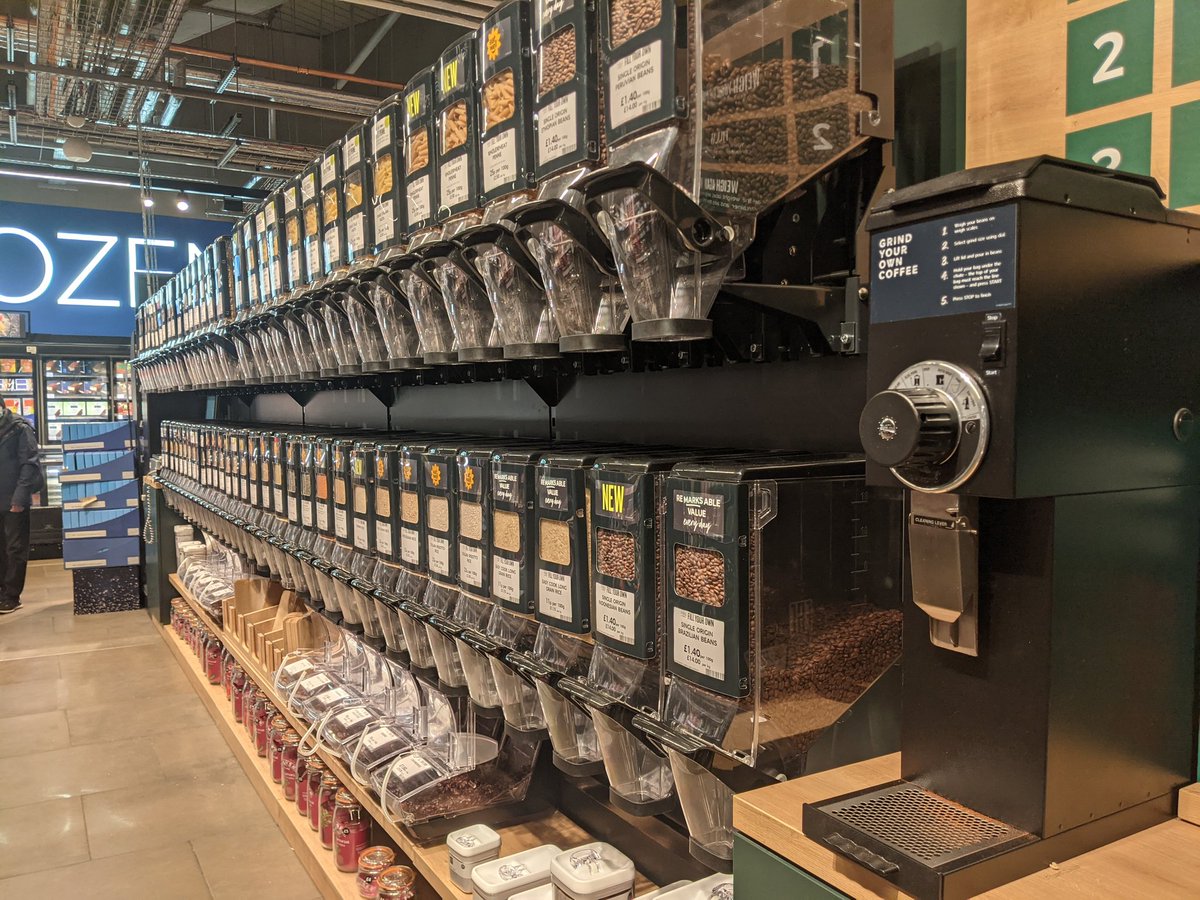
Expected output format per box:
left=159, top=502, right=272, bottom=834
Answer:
left=339, top=0, right=497, bottom=30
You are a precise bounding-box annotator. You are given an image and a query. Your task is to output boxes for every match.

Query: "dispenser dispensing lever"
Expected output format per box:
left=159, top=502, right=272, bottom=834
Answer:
left=908, top=492, right=979, bottom=656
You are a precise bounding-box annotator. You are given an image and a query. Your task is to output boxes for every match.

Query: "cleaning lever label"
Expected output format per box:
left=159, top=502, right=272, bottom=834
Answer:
left=870, top=203, right=1017, bottom=323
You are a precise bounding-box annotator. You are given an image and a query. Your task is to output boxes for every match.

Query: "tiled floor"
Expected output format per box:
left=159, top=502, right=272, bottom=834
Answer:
left=0, top=560, right=321, bottom=899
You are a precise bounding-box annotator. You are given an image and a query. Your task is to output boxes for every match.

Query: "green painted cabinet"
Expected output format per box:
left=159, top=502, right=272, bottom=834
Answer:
left=733, top=833, right=848, bottom=899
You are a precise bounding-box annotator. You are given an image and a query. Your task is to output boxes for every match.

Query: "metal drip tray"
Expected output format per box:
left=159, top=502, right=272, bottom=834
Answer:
left=803, top=781, right=1035, bottom=899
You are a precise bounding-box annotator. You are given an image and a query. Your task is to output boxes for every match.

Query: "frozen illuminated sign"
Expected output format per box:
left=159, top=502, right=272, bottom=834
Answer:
left=0, top=200, right=229, bottom=337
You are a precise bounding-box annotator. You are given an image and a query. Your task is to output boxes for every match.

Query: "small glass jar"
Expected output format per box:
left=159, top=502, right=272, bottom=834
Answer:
left=306, top=758, right=329, bottom=831
left=295, top=753, right=310, bottom=815
left=356, top=846, right=396, bottom=898
left=376, top=865, right=416, bottom=900
left=334, top=789, right=370, bottom=873
left=319, top=773, right=342, bottom=849
left=222, top=652, right=236, bottom=699
left=254, top=700, right=275, bottom=757
left=243, top=686, right=261, bottom=741
left=281, top=730, right=302, bottom=801
left=204, top=635, right=223, bottom=684
left=269, top=715, right=290, bottom=783
left=231, top=667, right=248, bottom=723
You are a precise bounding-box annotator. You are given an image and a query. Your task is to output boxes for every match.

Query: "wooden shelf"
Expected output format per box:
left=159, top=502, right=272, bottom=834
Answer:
left=733, top=756, right=1200, bottom=900
left=157, top=616, right=362, bottom=900
left=167, top=573, right=658, bottom=900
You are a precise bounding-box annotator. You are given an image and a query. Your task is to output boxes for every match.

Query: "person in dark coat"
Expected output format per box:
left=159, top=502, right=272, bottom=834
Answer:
left=0, top=406, right=42, bottom=614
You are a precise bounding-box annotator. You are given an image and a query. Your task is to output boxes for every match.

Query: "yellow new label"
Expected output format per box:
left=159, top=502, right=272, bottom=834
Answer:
left=406, top=89, right=421, bottom=118
left=441, top=59, right=460, bottom=93
left=600, top=482, right=625, bottom=515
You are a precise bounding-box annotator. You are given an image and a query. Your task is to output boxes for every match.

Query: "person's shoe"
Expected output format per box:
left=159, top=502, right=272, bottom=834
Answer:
left=0, top=597, right=21, bottom=615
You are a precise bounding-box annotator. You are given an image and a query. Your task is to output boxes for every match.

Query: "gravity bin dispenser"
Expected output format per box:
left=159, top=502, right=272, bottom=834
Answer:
left=577, top=0, right=893, bottom=344
left=633, top=455, right=904, bottom=870
left=802, top=158, right=1200, bottom=900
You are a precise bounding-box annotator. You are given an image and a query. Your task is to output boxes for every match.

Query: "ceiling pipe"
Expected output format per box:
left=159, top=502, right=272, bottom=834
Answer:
left=171, top=44, right=405, bottom=91
left=337, top=0, right=485, bottom=31
left=335, top=12, right=399, bottom=91
left=0, top=161, right=269, bottom=200
left=4, top=59, right=366, bottom=122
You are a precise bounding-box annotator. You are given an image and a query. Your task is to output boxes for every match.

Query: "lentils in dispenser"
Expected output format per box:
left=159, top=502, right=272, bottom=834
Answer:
left=300, top=162, right=324, bottom=284
left=459, top=1, right=560, bottom=361
left=351, top=441, right=377, bottom=555
left=369, top=97, right=407, bottom=263
left=342, top=122, right=374, bottom=270
left=282, top=176, right=309, bottom=293
left=580, top=0, right=877, bottom=341
left=506, top=0, right=628, bottom=353
left=320, top=143, right=348, bottom=280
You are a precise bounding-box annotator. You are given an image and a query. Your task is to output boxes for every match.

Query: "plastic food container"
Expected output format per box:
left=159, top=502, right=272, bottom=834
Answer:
left=508, top=887, right=553, bottom=900
left=549, top=843, right=635, bottom=900
left=654, top=875, right=734, bottom=900
left=471, top=844, right=562, bottom=900
left=447, top=823, right=502, bottom=891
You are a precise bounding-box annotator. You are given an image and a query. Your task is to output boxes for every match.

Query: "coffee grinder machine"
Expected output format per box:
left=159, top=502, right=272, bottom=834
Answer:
left=803, top=158, right=1200, bottom=899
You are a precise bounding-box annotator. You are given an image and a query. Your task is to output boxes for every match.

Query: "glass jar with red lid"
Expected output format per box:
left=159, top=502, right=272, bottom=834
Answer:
left=231, top=667, right=248, bottom=723
left=242, top=685, right=261, bottom=740
left=334, top=789, right=370, bottom=872
left=222, top=651, right=236, bottom=699
left=204, top=633, right=223, bottom=684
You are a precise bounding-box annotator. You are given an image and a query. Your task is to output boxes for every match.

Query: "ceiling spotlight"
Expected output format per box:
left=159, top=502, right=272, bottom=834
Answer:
left=61, top=136, right=93, bottom=162
left=142, top=194, right=155, bottom=208
left=65, top=114, right=86, bottom=129
left=175, top=192, right=190, bottom=212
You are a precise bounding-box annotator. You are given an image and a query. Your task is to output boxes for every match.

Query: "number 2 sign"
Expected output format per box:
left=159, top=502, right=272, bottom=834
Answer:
left=1066, top=0, right=1154, bottom=115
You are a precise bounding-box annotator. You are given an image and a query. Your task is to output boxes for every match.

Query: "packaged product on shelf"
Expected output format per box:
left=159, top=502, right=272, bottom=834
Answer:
left=470, top=844, right=561, bottom=900
left=447, top=823, right=501, bottom=891
left=549, top=842, right=635, bottom=900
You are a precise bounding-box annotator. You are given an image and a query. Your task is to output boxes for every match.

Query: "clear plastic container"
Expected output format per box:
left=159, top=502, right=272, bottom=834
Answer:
left=549, top=843, right=634, bottom=900
left=394, top=240, right=457, bottom=365
left=590, top=706, right=674, bottom=812
left=300, top=303, right=340, bottom=376
left=422, top=218, right=502, bottom=363
left=370, top=274, right=424, bottom=369
left=343, top=283, right=389, bottom=372
left=320, top=293, right=362, bottom=375
left=471, top=845, right=561, bottom=900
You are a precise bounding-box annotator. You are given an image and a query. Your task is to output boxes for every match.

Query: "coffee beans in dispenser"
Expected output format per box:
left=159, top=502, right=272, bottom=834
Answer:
left=369, top=97, right=407, bottom=264
left=341, top=123, right=374, bottom=270
left=579, top=0, right=878, bottom=342
left=631, top=454, right=903, bottom=867
left=300, top=162, right=324, bottom=285
left=282, top=176, right=309, bottom=294
left=332, top=438, right=356, bottom=549
left=319, top=142, right=349, bottom=281
left=505, top=0, right=627, bottom=353
left=457, top=0, right=561, bottom=361
left=350, top=441, right=377, bottom=556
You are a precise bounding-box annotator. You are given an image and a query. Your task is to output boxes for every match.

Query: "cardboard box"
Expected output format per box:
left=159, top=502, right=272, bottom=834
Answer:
left=62, top=479, right=140, bottom=510
left=61, top=421, right=136, bottom=452
left=63, top=507, right=141, bottom=539
left=62, top=536, right=140, bottom=569
left=61, top=451, right=136, bottom=484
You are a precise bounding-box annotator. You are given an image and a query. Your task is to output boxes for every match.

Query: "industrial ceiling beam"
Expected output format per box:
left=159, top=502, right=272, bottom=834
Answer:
left=3, top=59, right=366, bottom=122
left=338, top=0, right=487, bottom=30
left=335, top=12, right=398, bottom=91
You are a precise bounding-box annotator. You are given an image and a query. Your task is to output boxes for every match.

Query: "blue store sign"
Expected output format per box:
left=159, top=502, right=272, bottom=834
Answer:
left=0, top=200, right=229, bottom=338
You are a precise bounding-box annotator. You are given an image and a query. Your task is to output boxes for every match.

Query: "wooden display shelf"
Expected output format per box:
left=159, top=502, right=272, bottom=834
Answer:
left=166, top=573, right=658, bottom=899
left=733, top=756, right=1200, bottom=899
left=157, top=616, right=361, bottom=900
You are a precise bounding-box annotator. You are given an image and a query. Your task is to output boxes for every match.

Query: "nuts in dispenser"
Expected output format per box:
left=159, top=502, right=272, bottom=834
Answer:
left=441, top=101, right=469, bottom=153
left=483, top=69, right=515, bottom=129
left=408, top=128, right=430, bottom=172
left=674, top=545, right=725, bottom=607
left=538, top=27, right=576, bottom=95
left=607, top=0, right=661, bottom=49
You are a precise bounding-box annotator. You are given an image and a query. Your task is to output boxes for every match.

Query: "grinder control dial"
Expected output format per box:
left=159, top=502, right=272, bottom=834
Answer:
left=860, top=360, right=989, bottom=492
